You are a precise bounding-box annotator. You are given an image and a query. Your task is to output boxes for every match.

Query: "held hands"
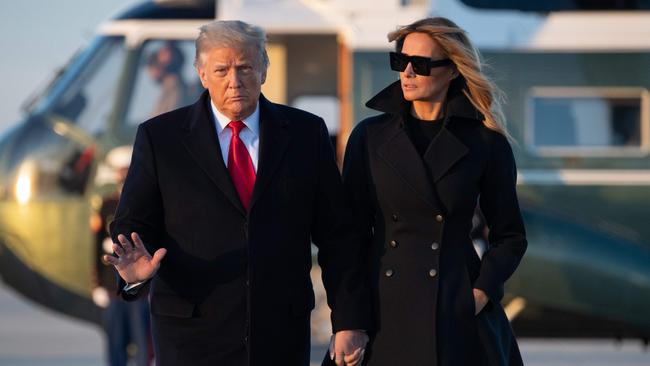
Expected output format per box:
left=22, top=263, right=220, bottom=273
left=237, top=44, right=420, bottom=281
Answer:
left=103, top=232, right=167, bottom=284
left=329, top=330, right=369, bottom=366
left=473, top=288, right=489, bottom=315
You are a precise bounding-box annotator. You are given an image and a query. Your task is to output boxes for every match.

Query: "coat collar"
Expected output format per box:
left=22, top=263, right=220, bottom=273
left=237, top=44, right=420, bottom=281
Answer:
left=369, top=78, right=476, bottom=211
left=365, top=77, right=484, bottom=125
left=180, top=91, right=290, bottom=217
left=249, top=94, right=291, bottom=211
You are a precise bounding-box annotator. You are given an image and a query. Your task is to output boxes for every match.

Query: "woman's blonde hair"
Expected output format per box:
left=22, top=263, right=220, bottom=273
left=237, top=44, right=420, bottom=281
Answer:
left=388, top=17, right=507, bottom=136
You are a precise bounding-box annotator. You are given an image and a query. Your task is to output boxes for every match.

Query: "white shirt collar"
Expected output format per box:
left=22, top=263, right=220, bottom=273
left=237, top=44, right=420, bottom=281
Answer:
left=210, top=100, right=260, bottom=137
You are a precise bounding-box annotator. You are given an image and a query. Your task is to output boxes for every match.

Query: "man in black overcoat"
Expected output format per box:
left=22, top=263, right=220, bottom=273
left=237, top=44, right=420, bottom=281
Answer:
left=104, top=20, right=370, bottom=366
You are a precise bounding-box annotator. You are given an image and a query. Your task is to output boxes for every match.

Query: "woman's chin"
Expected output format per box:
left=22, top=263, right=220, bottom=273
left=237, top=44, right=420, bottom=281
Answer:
left=402, top=92, right=419, bottom=102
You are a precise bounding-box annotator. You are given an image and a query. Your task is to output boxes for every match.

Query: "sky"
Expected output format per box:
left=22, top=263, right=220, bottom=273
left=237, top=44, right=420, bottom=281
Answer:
left=0, top=0, right=140, bottom=134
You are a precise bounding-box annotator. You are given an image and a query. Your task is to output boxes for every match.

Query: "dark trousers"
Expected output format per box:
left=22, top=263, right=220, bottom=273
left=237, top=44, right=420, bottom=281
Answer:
left=103, top=298, right=150, bottom=366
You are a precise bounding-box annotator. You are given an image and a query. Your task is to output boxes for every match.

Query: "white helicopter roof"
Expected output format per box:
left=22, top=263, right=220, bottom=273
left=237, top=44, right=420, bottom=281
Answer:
left=217, top=0, right=433, bottom=50
left=527, top=11, right=650, bottom=51
left=97, top=0, right=650, bottom=51
left=219, top=0, right=650, bottom=51
left=99, top=20, right=208, bottom=47
left=438, top=0, right=650, bottom=52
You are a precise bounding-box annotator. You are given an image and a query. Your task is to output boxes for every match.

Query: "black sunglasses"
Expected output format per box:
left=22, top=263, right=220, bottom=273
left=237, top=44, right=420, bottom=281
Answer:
left=389, top=52, right=453, bottom=76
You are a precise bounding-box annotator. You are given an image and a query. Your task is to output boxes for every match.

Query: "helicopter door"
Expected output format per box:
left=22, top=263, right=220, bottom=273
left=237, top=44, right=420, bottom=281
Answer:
left=121, top=39, right=202, bottom=138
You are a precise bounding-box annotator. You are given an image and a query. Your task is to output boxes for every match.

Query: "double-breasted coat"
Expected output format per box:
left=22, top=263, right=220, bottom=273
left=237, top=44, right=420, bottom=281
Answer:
left=341, top=80, right=527, bottom=366
left=110, top=91, right=372, bottom=366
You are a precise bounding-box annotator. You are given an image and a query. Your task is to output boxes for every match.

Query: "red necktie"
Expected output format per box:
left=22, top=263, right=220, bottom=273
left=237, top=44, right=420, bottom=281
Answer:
left=227, top=120, right=256, bottom=211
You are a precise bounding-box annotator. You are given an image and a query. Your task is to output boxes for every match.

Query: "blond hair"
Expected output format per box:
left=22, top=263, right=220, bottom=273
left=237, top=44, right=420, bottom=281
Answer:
left=388, top=17, right=507, bottom=136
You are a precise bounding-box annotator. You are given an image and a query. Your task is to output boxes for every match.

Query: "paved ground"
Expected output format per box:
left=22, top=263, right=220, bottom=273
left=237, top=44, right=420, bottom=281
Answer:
left=0, top=281, right=104, bottom=366
left=1, top=280, right=648, bottom=366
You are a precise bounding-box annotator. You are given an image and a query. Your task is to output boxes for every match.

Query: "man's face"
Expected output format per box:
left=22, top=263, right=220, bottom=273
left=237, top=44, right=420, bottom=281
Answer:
left=197, top=45, right=266, bottom=121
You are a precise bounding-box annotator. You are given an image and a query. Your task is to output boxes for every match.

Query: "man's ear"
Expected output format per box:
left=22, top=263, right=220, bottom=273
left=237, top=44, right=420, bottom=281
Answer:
left=197, top=65, right=208, bottom=88
left=260, top=68, right=267, bottom=85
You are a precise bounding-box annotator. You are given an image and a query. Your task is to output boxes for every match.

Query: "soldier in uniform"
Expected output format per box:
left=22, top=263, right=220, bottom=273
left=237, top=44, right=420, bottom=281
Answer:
left=337, top=17, right=527, bottom=366
left=91, top=146, right=151, bottom=366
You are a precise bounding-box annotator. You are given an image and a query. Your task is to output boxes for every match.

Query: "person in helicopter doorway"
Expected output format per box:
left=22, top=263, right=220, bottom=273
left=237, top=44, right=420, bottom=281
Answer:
left=145, top=41, right=191, bottom=117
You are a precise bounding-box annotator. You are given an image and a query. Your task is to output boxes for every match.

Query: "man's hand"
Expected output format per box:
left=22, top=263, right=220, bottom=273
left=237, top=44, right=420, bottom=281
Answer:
left=473, top=288, right=489, bottom=315
left=103, top=232, right=166, bottom=284
left=329, top=330, right=368, bottom=366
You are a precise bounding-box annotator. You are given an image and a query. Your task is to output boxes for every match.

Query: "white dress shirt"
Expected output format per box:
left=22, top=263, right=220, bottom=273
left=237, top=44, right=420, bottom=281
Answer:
left=210, top=100, right=260, bottom=172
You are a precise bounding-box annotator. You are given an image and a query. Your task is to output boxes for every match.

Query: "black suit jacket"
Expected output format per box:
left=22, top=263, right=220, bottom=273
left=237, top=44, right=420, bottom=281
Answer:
left=110, top=91, right=371, bottom=366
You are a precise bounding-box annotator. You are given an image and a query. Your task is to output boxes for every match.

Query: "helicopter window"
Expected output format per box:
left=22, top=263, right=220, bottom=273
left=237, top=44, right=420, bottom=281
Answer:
left=527, top=87, right=649, bottom=157
left=49, top=37, right=126, bottom=137
left=125, top=40, right=202, bottom=127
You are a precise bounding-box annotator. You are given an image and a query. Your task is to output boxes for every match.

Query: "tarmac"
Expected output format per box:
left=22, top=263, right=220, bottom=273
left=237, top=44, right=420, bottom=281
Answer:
left=0, top=280, right=648, bottom=366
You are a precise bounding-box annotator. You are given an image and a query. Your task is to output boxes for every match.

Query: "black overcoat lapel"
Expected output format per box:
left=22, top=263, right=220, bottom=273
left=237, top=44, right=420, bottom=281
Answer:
left=249, top=95, right=290, bottom=210
left=422, top=126, right=469, bottom=183
left=368, top=79, right=472, bottom=211
left=180, top=91, right=246, bottom=216
left=376, top=118, right=438, bottom=210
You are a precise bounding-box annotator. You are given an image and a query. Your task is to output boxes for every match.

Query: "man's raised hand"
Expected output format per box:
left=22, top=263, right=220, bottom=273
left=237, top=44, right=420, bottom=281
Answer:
left=103, top=232, right=166, bottom=284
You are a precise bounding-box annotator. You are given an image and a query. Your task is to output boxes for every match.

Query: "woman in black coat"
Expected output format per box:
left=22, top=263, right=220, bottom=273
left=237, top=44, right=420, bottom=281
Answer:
left=339, top=17, right=527, bottom=366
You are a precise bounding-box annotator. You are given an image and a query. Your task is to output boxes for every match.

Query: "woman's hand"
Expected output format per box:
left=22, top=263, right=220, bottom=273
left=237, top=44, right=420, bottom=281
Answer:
left=473, top=288, right=489, bottom=315
left=329, top=330, right=368, bottom=366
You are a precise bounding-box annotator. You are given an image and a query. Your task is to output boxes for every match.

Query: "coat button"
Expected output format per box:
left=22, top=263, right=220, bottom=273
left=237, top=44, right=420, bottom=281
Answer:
left=385, top=269, right=394, bottom=277
left=428, top=269, right=437, bottom=277
left=389, top=240, right=398, bottom=248
left=391, top=213, right=399, bottom=222
left=431, top=242, right=439, bottom=250
left=435, top=214, right=444, bottom=223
